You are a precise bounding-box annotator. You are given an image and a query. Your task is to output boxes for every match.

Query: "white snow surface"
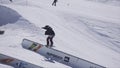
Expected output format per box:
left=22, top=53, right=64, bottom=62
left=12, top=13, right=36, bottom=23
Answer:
left=86, top=0, right=120, bottom=6
left=0, top=64, right=13, bottom=68
left=0, top=47, right=70, bottom=68
left=0, top=0, right=120, bottom=68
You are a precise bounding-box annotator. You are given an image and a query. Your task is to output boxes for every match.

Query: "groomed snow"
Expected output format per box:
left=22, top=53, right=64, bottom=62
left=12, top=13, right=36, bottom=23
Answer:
left=0, top=64, right=13, bottom=68
left=0, top=0, right=120, bottom=68
left=0, top=47, right=70, bottom=68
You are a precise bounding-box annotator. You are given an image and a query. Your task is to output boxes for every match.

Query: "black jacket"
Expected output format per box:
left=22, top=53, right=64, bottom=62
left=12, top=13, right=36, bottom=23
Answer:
left=0, top=30, right=4, bottom=35
left=42, top=26, right=55, bottom=35
left=54, top=0, right=58, bottom=2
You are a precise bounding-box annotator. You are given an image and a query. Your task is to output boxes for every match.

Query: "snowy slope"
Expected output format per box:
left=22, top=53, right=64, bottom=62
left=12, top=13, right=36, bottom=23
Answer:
left=0, top=0, right=120, bottom=68
left=86, top=0, right=120, bottom=6
left=0, top=47, right=70, bottom=68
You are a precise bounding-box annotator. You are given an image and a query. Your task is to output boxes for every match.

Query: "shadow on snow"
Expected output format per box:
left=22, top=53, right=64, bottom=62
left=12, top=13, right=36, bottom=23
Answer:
left=0, top=5, right=21, bottom=26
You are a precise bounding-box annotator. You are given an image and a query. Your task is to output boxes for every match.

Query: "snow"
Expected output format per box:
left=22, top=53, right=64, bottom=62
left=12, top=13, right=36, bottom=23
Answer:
left=0, top=64, right=13, bottom=68
left=86, top=0, right=120, bottom=6
left=0, top=0, right=120, bottom=68
left=0, top=47, right=70, bottom=68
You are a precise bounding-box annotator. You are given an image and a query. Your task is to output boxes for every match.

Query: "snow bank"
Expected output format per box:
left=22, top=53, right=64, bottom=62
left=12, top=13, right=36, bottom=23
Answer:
left=0, top=5, right=21, bottom=26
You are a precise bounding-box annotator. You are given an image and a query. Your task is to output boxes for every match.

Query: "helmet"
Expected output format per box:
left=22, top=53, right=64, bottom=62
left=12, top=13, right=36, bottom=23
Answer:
left=45, top=25, right=50, bottom=28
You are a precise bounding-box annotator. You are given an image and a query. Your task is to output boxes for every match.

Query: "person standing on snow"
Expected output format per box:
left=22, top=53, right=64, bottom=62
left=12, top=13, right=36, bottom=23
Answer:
left=0, top=30, right=4, bottom=35
left=52, top=0, right=58, bottom=6
left=42, top=25, right=55, bottom=47
left=9, top=0, right=12, bottom=2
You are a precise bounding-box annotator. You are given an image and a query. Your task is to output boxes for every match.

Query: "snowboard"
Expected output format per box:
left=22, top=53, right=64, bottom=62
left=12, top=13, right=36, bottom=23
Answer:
left=0, top=53, right=43, bottom=68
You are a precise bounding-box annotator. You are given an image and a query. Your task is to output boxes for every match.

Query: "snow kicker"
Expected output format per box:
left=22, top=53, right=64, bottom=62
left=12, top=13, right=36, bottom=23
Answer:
left=0, top=53, right=43, bottom=68
left=22, top=39, right=106, bottom=68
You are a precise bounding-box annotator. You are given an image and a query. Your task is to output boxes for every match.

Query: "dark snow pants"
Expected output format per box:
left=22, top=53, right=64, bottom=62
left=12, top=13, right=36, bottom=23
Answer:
left=52, top=0, right=57, bottom=6
left=46, top=35, right=54, bottom=47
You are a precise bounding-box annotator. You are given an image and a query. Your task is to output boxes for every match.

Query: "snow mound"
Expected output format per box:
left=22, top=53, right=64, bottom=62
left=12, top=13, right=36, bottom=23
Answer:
left=0, top=5, right=21, bottom=26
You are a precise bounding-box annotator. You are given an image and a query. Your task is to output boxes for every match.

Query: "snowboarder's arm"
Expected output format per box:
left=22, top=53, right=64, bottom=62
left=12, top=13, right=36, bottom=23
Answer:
left=42, top=27, right=46, bottom=29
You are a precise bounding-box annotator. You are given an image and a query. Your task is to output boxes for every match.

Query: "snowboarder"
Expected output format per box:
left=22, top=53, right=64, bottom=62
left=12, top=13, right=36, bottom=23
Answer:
left=42, top=25, right=55, bottom=47
left=0, top=30, right=4, bottom=35
left=9, top=0, right=12, bottom=2
left=52, top=0, right=58, bottom=6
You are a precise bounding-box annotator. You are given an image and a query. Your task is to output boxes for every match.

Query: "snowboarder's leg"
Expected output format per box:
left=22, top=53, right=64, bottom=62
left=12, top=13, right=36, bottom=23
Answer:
left=54, top=3, right=57, bottom=6
left=50, top=38, right=53, bottom=47
left=52, top=1, right=55, bottom=6
left=52, top=2, right=54, bottom=6
left=46, top=37, right=50, bottom=47
left=46, top=35, right=54, bottom=47
left=50, top=35, right=54, bottom=47
left=52, top=1, right=56, bottom=6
